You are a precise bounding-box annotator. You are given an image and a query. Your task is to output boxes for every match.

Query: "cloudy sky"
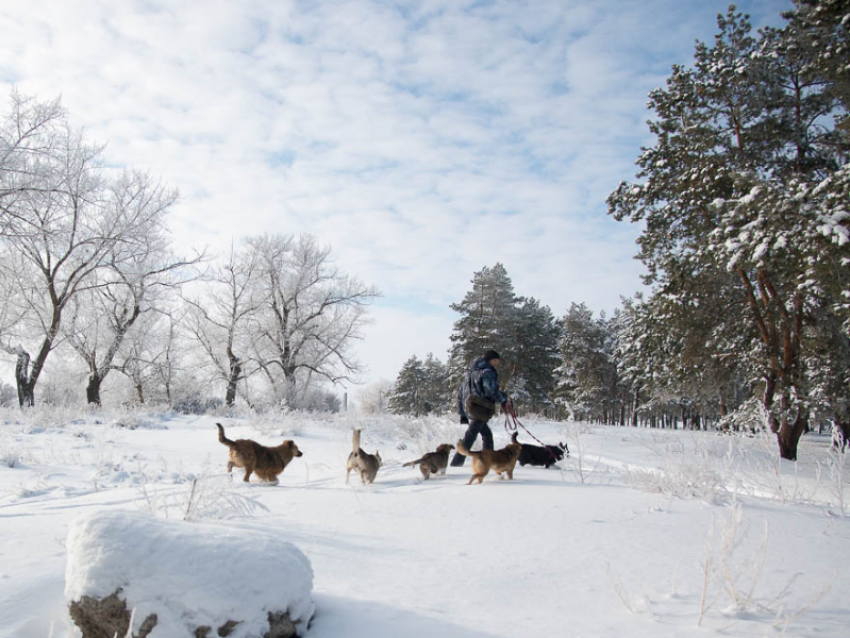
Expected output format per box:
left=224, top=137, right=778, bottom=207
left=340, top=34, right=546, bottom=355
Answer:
left=0, top=0, right=790, bottom=392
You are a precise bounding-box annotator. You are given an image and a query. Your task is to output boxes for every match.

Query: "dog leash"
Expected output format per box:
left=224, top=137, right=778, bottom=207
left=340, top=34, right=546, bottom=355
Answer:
left=502, top=401, right=563, bottom=464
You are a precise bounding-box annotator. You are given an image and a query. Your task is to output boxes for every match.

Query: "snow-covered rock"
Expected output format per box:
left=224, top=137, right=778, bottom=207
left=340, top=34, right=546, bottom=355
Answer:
left=65, top=509, right=315, bottom=638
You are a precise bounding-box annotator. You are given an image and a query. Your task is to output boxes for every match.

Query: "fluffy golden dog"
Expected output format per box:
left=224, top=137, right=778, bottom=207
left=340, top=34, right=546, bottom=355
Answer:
left=455, top=436, right=522, bottom=485
left=217, top=423, right=303, bottom=484
left=402, top=443, right=455, bottom=480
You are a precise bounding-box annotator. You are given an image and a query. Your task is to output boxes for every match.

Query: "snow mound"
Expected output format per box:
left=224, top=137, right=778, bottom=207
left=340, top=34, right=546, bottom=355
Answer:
left=65, top=509, right=315, bottom=637
left=109, top=415, right=168, bottom=430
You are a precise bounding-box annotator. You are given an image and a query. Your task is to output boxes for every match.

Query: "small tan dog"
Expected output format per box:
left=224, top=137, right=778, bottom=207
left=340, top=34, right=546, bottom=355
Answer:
left=217, top=423, right=303, bottom=484
left=402, top=443, right=455, bottom=480
left=456, top=434, right=522, bottom=485
left=345, top=429, right=381, bottom=485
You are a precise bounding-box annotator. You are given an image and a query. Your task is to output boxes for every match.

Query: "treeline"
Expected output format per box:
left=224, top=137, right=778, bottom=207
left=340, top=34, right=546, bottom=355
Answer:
left=0, top=91, right=378, bottom=411
left=391, top=1, right=850, bottom=461
left=387, top=263, right=735, bottom=428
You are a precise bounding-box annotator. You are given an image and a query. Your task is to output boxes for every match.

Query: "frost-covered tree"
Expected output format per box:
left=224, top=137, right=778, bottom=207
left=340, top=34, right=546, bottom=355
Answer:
left=357, top=379, right=393, bottom=415
left=247, top=234, right=380, bottom=408
left=0, top=92, right=182, bottom=407
left=139, top=309, right=191, bottom=407
left=0, top=90, right=65, bottom=239
left=64, top=172, right=195, bottom=406
left=608, top=5, right=850, bottom=459
left=112, top=309, right=174, bottom=405
left=184, top=244, right=264, bottom=407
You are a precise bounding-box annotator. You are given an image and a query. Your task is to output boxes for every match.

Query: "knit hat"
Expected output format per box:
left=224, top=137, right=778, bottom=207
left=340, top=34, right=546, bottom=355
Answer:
left=483, top=349, right=501, bottom=362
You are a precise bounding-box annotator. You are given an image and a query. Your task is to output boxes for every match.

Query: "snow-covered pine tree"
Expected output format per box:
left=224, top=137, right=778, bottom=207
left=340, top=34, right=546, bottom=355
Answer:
left=447, top=264, right=522, bottom=390
left=786, top=0, right=850, bottom=125
left=554, top=303, right=616, bottom=423
left=614, top=289, right=748, bottom=430
left=421, top=353, right=450, bottom=414
left=388, top=355, right=427, bottom=416
left=607, top=306, right=637, bottom=426
left=608, top=5, right=850, bottom=459
left=510, top=298, right=560, bottom=414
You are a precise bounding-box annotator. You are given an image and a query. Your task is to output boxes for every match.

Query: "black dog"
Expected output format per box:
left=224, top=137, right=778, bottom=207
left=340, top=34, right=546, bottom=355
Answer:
left=518, top=441, right=569, bottom=468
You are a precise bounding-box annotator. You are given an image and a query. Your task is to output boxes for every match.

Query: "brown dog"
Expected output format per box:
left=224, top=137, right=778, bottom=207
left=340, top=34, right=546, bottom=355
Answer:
left=217, top=423, right=303, bottom=484
left=402, top=443, right=455, bottom=480
left=455, top=435, right=522, bottom=485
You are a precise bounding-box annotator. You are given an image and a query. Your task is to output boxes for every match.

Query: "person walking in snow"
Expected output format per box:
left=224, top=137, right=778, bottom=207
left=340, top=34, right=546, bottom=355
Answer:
left=451, top=349, right=511, bottom=467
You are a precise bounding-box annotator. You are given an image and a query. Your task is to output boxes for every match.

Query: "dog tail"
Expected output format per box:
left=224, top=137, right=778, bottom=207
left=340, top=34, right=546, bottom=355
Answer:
left=352, top=428, right=362, bottom=454
left=456, top=440, right=479, bottom=457
left=217, top=423, right=235, bottom=448
left=402, top=457, right=423, bottom=468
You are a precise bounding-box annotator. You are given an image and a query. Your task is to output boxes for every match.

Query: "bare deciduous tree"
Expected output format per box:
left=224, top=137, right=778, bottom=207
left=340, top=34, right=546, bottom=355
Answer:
left=247, top=233, right=380, bottom=407
left=184, top=244, right=264, bottom=407
left=65, top=171, right=198, bottom=406
left=0, top=92, right=183, bottom=406
left=113, top=307, right=191, bottom=406
left=356, top=379, right=393, bottom=415
left=0, top=90, right=66, bottom=239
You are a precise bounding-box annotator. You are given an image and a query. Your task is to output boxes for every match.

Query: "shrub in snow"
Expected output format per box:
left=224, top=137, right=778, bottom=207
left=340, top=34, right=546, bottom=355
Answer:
left=697, top=503, right=834, bottom=631
left=0, top=445, right=21, bottom=468
left=65, top=509, right=314, bottom=638
left=625, top=434, right=732, bottom=504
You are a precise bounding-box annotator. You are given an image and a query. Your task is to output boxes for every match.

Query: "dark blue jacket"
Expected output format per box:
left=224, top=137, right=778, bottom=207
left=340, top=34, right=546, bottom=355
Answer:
left=457, top=357, right=508, bottom=419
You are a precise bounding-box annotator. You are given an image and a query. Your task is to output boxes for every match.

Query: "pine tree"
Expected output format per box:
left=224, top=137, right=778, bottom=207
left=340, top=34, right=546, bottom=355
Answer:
left=421, top=353, right=450, bottom=414
left=446, top=264, right=560, bottom=413
left=447, top=264, right=522, bottom=389
left=510, top=298, right=561, bottom=413
left=607, top=5, right=850, bottom=459
left=555, top=303, right=615, bottom=422
left=614, top=292, right=747, bottom=430
left=388, top=355, right=426, bottom=415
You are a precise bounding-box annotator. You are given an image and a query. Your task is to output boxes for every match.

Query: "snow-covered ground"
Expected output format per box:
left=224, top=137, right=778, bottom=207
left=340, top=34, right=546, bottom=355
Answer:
left=0, top=408, right=847, bottom=638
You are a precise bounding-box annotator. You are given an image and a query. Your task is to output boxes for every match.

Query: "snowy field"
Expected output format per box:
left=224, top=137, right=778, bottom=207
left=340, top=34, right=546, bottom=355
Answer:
left=0, top=408, right=848, bottom=638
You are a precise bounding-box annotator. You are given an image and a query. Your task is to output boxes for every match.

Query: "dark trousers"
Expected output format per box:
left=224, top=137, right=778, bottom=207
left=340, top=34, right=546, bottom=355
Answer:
left=450, top=419, right=494, bottom=466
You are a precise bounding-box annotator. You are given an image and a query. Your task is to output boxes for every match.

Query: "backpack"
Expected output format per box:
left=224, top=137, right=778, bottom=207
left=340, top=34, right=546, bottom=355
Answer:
left=464, top=371, right=495, bottom=422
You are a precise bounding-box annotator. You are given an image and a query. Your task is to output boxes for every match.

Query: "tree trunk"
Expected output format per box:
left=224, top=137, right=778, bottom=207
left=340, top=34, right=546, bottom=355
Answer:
left=86, top=373, right=103, bottom=407
left=84, top=305, right=141, bottom=407
left=833, top=422, right=850, bottom=451
left=225, top=347, right=241, bottom=407
left=631, top=389, right=639, bottom=426
left=15, top=350, right=34, bottom=407
left=777, top=411, right=808, bottom=461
